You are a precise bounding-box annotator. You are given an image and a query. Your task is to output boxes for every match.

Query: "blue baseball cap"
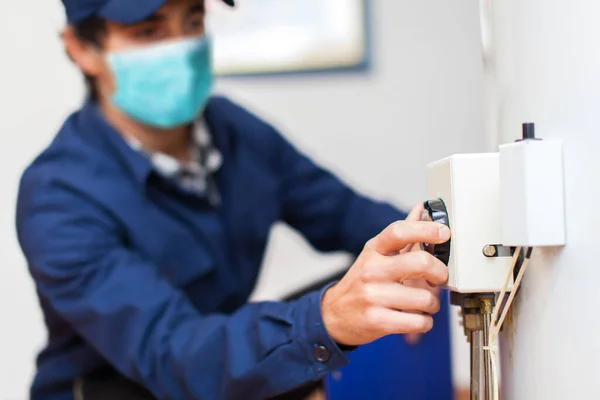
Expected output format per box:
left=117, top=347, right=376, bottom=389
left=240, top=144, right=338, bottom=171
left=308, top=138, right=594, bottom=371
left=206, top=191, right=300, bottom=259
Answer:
left=62, top=0, right=235, bottom=24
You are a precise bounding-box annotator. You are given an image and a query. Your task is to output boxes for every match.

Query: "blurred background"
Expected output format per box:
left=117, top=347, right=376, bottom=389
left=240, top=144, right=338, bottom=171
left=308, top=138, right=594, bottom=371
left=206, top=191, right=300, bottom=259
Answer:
left=0, top=0, right=488, bottom=398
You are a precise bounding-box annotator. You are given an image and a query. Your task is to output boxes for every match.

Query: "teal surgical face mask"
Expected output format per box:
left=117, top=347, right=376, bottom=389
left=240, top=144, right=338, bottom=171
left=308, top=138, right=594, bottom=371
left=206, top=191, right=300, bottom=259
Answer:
left=106, top=36, right=214, bottom=129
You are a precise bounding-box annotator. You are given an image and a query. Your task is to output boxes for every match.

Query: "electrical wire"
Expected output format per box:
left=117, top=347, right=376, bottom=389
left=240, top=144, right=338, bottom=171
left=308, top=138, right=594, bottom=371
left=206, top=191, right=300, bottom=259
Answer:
left=484, top=246, right=534, bottom=400
left=486, top=247, right=519, bottom=399
left=489, top=247, right=522, bottom=337
left=493, top=248, right=533, bottom=343
left=483, top=247, right=521, bottom=400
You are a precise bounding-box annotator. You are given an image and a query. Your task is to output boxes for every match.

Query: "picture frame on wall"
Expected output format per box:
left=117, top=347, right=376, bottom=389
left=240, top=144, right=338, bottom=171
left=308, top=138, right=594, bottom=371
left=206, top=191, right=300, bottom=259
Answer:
left=206, top=0, right=371, bottom=76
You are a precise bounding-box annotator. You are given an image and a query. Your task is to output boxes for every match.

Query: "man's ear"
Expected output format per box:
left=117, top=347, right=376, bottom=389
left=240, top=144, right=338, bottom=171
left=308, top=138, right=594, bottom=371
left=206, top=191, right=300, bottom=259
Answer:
left=62, top=26, right=103, bottom=77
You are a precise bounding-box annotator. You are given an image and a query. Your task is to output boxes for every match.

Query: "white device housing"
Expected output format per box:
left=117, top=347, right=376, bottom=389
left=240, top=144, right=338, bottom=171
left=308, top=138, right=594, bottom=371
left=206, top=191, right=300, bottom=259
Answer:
left=426, top=153, right=513, bottom=293
left=499, top=139, right=566, bottom=247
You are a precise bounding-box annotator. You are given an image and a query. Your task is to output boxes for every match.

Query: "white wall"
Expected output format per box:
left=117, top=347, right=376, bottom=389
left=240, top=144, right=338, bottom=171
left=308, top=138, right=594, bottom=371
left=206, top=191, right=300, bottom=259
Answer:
left=0, top=1, right=484, bottom=398
left=488, top=1, right=600, bottom=399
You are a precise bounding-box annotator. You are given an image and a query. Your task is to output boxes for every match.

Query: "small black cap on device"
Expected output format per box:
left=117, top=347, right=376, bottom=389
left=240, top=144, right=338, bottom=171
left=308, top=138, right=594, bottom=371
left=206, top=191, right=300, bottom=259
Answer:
left=522, top=122, right=535, bottom=140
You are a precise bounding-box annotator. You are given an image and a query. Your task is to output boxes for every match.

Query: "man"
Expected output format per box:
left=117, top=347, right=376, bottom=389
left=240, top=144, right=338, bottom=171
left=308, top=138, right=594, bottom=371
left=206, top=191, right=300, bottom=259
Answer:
left=15, top=0, right=450, bottom=399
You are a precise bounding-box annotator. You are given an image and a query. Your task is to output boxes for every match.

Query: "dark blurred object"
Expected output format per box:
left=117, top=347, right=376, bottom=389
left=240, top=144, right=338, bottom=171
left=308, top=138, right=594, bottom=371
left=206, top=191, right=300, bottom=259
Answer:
left=77, top=371, right=153, bottom=400
left=282, top=270, right=345, bottom=302
left=78, top=371, right=321, bottom=400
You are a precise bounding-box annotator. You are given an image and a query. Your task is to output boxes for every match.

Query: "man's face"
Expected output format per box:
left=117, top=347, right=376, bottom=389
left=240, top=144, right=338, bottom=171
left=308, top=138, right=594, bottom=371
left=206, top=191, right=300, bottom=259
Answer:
left=64, top=0, right=207, bottom=101
left=103, top=0, right=206, bottom=53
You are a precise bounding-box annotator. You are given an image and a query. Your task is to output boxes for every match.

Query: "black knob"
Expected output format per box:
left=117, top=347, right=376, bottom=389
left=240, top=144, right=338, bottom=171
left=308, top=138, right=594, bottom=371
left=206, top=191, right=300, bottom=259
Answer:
left=420, top=199, right=451, bottom=266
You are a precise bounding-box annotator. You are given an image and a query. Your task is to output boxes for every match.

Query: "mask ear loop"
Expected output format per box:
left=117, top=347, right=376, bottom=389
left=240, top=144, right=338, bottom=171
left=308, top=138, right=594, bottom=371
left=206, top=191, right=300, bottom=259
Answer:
left=96, top=49, right=117, bottom=101
left=63, top=25, right=113, bottom=102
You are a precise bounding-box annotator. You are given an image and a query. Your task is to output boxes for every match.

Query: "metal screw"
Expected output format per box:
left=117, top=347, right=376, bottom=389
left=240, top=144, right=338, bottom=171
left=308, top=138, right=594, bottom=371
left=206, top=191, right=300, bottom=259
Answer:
left=480, top=298, right=493, bottom=315
left=483, top=245, right=497, bottom=257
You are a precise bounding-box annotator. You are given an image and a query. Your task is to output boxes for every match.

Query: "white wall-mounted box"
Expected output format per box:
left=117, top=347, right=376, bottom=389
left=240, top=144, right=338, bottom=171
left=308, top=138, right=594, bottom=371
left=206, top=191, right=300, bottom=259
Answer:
left=499, top=139, right=566, bottom=247
left=426, top=153, right=514, bottom=293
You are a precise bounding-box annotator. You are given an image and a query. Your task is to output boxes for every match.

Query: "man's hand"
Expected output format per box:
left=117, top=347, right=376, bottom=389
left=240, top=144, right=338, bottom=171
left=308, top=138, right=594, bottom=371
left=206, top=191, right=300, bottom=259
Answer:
left=401, top=204, right=443, bottom=345
left=403, top=278, right=441, bottom=345
left=321, top=217, right=450, bottom=346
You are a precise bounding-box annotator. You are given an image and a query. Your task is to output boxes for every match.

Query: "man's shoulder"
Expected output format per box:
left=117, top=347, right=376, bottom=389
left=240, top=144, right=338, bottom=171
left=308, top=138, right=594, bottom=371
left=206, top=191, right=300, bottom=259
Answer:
left=206, top=95, right=273, bottom=132
left=18, top=106, right=129, bottom=209
left=21, top=109, right=85, bottom=181
left=204, top=95, right=288, bottom=157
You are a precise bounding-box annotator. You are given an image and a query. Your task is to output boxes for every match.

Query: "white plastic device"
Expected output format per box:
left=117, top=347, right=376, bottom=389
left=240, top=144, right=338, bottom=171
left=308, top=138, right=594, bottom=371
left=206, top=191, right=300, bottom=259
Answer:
left=499, top=139, right=566, bottom=247
left=426, top=153, right=514, bottom=293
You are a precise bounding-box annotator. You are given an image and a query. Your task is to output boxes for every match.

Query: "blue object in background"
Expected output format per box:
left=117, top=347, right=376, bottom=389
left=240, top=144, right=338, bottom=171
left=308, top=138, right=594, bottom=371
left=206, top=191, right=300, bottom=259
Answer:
left=325, top=292, right=453, bottom=400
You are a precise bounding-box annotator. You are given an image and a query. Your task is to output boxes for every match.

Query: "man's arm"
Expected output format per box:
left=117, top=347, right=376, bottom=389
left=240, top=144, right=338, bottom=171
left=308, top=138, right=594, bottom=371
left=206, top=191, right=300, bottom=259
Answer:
left=253, top=111, right=442, bottom=345
left=271, top=127, right=408, bottom=255
left=16, top=178, right=350, bottom=400
left=209, top=96, right=407, bottom=254
left=17, top=168, right=449, bottom=399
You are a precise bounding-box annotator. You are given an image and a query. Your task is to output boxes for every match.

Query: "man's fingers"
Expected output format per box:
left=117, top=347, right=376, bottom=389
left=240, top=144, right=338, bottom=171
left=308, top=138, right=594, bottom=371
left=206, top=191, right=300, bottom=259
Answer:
left=403, top=278, right=442, bottom=297
left=364, top=283, right=440, bottom=315
left=405, top=333, right=422, bottom=345
left=399, top=242, right=416, bottom=255
left=397, top=205, right=425, bottom=254
left=364, top=251, right=448, bottom=285
left=368, top=308, right=434, bottom=335
left=395, top=251, right=448, bottom=284
left=369, top=220, right=450, bottom=256
left=405, top=204, right=425, bottom=222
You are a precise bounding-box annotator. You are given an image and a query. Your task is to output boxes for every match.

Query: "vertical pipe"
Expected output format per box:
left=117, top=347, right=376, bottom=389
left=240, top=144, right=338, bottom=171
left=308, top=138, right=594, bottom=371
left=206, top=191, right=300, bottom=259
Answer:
left=482, top=314, right=494, bottom=400
left=470, top=329, right=484, bottom=400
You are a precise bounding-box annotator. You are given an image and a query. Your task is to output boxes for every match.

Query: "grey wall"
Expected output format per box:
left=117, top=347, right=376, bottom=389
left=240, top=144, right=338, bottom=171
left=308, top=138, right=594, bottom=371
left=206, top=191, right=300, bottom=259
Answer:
left=490, top=0, right=600, bottom=398
left=219, top=0, right=487, bottom=298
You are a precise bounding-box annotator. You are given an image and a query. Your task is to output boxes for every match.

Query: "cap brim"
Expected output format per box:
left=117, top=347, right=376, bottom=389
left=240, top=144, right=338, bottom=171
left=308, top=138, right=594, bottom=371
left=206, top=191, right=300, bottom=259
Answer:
left=97, top=0, right=169, bottom=24
left=98, top=0, right=235, bottom=25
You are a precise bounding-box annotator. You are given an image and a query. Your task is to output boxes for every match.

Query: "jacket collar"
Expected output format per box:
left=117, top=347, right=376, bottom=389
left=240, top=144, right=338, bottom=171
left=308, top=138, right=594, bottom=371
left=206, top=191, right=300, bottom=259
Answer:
left=77, top=98, right=230, bottom=190
left=79, top=100, right=154, bottom=187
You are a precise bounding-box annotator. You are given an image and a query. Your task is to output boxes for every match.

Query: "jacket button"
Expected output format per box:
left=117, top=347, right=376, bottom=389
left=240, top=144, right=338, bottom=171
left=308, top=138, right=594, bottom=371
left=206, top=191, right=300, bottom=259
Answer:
left=313, top=344, right=330, bottom=363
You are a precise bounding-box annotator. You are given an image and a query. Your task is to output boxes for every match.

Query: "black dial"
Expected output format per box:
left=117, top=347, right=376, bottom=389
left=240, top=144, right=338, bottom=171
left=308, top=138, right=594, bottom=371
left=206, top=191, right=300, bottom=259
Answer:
left=420, top=199, right=451, bottom=265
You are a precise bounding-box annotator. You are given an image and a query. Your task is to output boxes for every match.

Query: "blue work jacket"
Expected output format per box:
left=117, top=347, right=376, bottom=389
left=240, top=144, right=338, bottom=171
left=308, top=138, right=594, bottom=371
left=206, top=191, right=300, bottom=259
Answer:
left=16, top=96, right=407, bottom=400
